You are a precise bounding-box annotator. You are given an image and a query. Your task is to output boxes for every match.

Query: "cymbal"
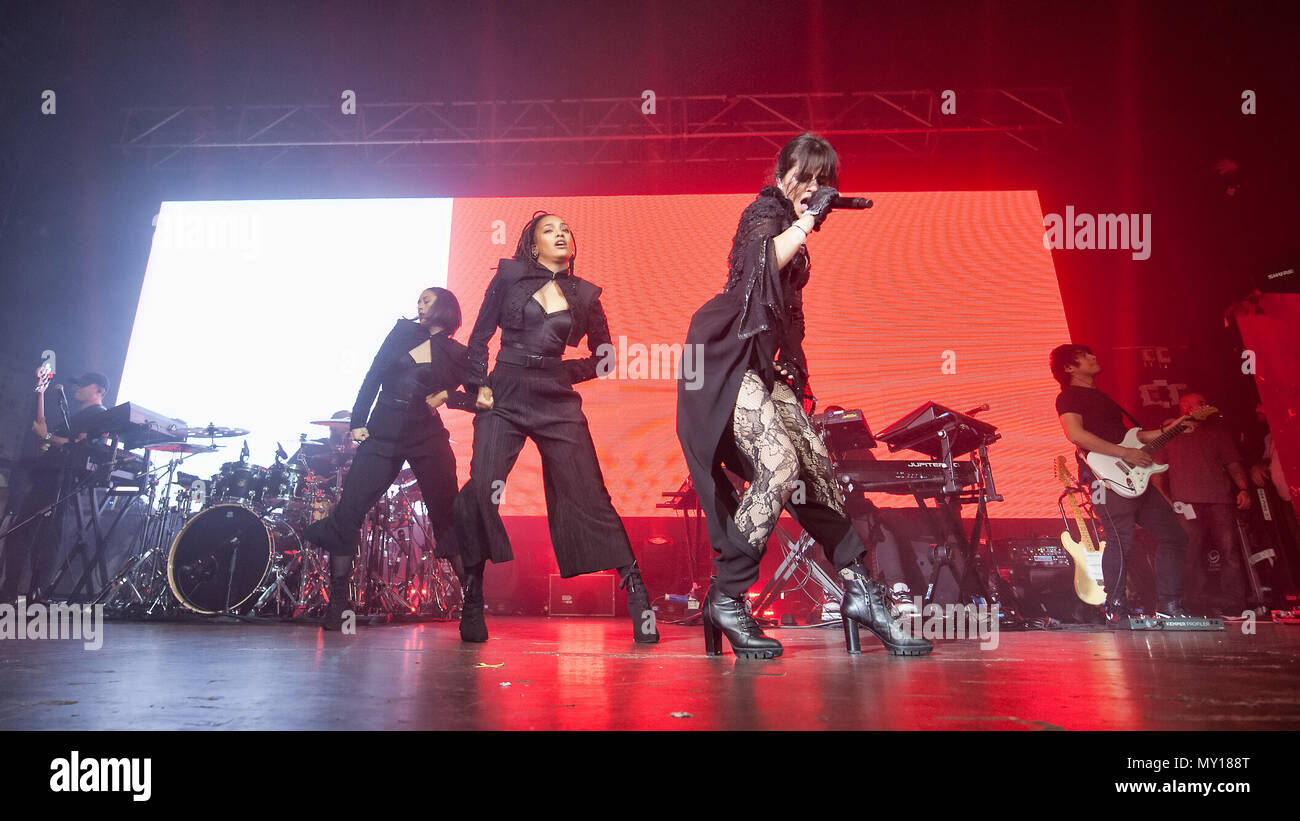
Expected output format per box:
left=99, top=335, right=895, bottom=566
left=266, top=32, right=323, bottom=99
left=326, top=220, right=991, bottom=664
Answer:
left=310, top=419, right=353, bottom=430
left=148, top=442, right=219, bottom=454
left=184, top=425, right=250, bottom=439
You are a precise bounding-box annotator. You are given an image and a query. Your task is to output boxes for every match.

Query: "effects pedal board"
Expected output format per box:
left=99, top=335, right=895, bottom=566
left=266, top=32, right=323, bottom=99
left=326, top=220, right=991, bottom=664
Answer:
left=1127, top=616, right=1225, bottom=631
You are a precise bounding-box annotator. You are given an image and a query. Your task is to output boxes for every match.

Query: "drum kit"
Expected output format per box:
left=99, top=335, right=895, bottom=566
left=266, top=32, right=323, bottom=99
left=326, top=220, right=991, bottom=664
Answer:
left=96, top=415, right=461, bottom=622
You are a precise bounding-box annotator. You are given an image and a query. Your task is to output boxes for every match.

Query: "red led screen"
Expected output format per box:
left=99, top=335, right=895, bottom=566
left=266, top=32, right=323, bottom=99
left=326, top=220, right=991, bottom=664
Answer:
left=443, top=191, right=1070, bottom=519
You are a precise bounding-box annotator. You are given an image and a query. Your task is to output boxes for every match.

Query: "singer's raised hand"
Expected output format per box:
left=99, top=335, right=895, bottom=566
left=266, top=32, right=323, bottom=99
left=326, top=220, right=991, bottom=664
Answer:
left=804, top=186, right=840, bottom=230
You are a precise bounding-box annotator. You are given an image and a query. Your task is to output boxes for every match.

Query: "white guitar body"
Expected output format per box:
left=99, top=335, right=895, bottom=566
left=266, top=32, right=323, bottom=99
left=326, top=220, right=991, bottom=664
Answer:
left=1059, top=531, right=1107, bottom=605
left=1084, top=427, right=1169, bottom=499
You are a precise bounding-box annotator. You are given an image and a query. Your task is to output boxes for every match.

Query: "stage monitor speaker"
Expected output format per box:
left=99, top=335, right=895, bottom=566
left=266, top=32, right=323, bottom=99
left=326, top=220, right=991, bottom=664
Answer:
left=548, top=573, right=615, bottom=617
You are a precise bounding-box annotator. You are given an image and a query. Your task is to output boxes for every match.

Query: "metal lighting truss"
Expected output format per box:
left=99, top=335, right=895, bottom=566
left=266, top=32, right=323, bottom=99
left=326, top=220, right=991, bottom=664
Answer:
left=118, top=89, right=1071, bottom=168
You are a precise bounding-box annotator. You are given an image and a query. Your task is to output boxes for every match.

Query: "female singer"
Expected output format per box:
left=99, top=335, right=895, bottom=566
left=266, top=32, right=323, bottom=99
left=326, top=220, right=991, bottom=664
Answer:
left=676, top=133, right=932, bottom=658
left=452, top=212, right=658, bottom=644
left=304, top=287, right=475, bottom=630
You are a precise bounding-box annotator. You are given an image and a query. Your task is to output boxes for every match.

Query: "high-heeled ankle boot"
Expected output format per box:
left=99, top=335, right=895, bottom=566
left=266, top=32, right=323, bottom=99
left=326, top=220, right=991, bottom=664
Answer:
left=702, top=582, right=782, bottom=659
left=619, top=562, right=660, bottom=644
left=322, top=555, right=354, bottom=631
left=458, top=561, right=488, bottom=643
left=839, top=563, right=933, bottom=656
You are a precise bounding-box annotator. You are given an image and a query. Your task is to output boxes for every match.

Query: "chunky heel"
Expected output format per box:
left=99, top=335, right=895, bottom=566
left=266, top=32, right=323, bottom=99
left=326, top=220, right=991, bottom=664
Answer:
left=843, top=616, right=861, bottom=654
left=839, top=563, right=933, bottom=657
left=703, top=613, right=722, bottom=656
left=700, top=583, right=783, bottom=659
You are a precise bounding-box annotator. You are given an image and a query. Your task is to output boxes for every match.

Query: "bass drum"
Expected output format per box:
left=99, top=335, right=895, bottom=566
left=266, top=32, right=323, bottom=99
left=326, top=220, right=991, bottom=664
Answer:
left=167, top=503, right=300, bottom=614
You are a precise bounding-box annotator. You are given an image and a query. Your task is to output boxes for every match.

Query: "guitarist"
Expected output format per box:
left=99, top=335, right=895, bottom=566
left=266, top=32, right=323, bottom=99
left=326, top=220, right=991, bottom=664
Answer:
left=1049, top=344, right=1192, bottom=621
left=3, top=371, right=111, bottom=602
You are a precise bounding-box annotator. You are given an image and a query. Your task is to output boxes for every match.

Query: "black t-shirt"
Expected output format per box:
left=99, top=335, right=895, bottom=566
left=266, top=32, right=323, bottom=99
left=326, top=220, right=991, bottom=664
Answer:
left=1055, top=386, right=1129, bottom=445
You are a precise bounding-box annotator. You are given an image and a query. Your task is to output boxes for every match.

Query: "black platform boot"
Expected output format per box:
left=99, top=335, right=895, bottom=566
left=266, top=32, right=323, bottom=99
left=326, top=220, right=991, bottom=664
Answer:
left=839, top=563, right=933, bottom=656
left=619, top=562, right=660, bottom=644
left=702, top=582, right=782, bottom=659
left=459, top=561, right=488, bottom=643
left=322, top=554, right=354, bottom=632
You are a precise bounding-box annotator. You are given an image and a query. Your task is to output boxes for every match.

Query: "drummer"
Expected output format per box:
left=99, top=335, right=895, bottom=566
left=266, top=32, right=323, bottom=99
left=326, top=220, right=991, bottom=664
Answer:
left=302, top=286, right=476, bottom=630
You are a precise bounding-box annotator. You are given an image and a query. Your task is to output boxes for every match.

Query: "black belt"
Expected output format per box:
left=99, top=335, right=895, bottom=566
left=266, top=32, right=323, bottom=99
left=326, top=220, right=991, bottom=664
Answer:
left=375, top=394, right=413, bottom=409
left=497, top=346, right=564, bottom=369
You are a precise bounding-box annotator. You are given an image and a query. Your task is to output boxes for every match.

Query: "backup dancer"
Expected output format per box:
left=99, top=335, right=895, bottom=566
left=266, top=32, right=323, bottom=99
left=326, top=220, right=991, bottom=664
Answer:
left=304, top=287, right=474, bottom=629
left=452, top=212, right=658, bottom=644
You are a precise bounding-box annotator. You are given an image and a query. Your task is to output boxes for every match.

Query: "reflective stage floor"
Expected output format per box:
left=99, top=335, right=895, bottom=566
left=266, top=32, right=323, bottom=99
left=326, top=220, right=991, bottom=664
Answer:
left=2, top=617, right=1299, bottom=731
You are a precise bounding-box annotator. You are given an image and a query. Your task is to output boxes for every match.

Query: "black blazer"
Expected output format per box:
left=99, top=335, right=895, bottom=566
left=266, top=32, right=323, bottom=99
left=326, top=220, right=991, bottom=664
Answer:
left=351, top=320, right=475, bottom=447
left=465, top=258, right=612, bottom=387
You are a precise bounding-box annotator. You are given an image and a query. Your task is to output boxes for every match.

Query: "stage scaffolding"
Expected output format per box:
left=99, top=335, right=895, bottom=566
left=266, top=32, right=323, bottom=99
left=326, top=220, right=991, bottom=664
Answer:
left=118, top=89, right=1071, bottom=168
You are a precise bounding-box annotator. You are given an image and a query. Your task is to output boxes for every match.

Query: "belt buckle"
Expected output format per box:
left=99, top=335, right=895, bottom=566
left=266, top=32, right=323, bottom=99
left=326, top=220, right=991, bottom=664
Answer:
left=526, top=352, right=544, bottom=367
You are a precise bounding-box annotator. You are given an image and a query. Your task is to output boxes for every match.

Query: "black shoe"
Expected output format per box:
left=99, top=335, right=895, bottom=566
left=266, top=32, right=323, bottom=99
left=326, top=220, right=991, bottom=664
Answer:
left=839, top=564, right=933, bottom=656
left=322, top=576, right=351, bottom=631
left=620, top=562, right=660, bottom=644
left=702, top=583, right=782, bottom=659
left=1157, top=599, right=1194, bottom=618
left=1103, top=598, right=1129, bottom=626
left=459, top=562, right=488, bottom=643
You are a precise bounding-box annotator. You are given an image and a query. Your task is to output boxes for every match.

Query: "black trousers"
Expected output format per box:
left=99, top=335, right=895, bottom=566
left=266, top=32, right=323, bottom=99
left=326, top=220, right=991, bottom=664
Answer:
left=453, top=362, right=634, bottom=577
left=1, top=467, right=65, bottom=601
left=1180, top=501, right=1248, bottom=610
left=310, top=432, right=459, bottom=559
left=1095, top=489, right=1188, bottom=605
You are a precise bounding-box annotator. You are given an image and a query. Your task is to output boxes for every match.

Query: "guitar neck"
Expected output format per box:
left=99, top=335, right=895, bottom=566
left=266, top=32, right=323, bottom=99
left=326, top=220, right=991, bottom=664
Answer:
left=1062, top=491, right=1096, bottom=551
left=1140, top=425, right=1185, bottom=454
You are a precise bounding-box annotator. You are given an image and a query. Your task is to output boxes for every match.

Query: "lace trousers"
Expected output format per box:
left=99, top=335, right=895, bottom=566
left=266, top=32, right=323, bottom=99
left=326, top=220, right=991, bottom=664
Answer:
left=716, top=369, right=864, bottom=595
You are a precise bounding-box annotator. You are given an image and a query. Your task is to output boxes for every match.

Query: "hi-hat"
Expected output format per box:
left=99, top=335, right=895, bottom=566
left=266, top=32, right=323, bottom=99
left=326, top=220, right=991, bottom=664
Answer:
left=184, top=424, right=250, bottom=439
left=148, top=442, right=220, bottom=454
left=310, top=419, right=354, bottom=431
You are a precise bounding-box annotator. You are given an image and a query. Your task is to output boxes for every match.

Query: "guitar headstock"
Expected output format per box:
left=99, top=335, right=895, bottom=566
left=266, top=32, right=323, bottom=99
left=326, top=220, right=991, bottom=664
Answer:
left=1055, top=454, right=1075, bottom=487
left=1191, top=405, right=1218, bottom=422
left=35, top=350, right=56, bottom=394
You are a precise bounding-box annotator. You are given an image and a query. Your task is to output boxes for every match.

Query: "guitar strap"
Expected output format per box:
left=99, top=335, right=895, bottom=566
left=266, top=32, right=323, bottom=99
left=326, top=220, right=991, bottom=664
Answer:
left=1117, top=404, right=1145, bottom=429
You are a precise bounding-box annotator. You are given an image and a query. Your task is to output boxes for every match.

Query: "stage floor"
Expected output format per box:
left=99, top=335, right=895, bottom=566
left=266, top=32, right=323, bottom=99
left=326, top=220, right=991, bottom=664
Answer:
left=2, top=616, right=1299, bottom=731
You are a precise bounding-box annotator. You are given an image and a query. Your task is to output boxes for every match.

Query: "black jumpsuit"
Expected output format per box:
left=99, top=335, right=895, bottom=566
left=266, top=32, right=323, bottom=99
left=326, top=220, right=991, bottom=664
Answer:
left=304, top=319, right=473, bottom=558
left=453, top=258, right=635, bottom=577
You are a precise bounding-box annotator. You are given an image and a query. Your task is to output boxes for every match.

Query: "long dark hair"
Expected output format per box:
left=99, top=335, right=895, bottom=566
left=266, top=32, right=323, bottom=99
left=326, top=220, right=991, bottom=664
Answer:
left=773, top=133, right=840, bottom=188
left=422, top=286, right=461, bottom=336
left=512, top=211, right=577, bottom=276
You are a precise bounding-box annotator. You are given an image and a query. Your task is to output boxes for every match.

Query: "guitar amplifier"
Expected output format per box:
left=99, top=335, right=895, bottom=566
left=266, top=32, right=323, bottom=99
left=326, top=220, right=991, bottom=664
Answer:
left=997, top=538, right=1072, bottom=569
left=548, top=573, right=616, bottom=617
left=993, top=538, right=1088, bottom=622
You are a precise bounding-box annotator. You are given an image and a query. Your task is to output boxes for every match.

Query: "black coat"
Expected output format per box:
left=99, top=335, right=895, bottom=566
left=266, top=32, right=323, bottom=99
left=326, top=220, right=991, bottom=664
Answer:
left=675, top=186, right=812, bottom=562
left=351, top=319, right=474, bottom=455
left=465, top=258, right=612, bottom=387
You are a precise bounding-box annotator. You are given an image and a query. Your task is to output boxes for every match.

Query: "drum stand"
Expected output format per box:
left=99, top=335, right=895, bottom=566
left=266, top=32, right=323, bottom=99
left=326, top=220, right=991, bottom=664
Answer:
left=96, top=453, right=201, bottom=616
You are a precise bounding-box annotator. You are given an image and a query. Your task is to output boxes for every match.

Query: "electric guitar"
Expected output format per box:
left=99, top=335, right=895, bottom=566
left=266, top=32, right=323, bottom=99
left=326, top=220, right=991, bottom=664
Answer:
left=34, top=350, right=56, bottom=452
left=1083, top=405, right=1218, bottom=498
left=1055, top=456, right=1106, bottom=605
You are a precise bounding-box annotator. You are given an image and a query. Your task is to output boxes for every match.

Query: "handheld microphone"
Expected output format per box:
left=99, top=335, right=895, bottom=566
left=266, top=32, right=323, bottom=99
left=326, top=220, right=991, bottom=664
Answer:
left=832, top=196, right=873, bottom=210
